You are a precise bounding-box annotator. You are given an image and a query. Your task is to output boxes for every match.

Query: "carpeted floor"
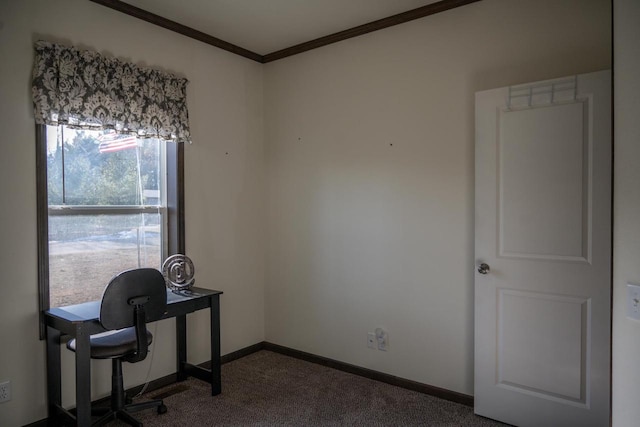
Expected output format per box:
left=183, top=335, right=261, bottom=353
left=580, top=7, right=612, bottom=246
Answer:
left=110, top=350, right=508, bottom=426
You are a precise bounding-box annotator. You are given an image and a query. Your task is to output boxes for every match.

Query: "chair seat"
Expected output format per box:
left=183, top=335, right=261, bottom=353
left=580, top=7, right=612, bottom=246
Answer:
left=67, top=328, right=153, bottom=359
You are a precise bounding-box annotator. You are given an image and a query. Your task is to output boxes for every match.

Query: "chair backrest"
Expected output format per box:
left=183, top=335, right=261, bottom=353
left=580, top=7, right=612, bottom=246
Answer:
left=100, top=268, right=167, bottom=330
left=99, top=268, right=167, bottom=363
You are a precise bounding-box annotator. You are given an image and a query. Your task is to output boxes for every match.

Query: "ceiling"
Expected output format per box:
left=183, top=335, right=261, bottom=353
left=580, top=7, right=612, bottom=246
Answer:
left=121, top=0, right=441, bottom=55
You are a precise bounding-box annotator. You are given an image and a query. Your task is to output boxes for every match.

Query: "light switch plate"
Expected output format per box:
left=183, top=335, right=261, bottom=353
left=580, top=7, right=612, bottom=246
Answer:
left=626, top=283, right=640, bottom=320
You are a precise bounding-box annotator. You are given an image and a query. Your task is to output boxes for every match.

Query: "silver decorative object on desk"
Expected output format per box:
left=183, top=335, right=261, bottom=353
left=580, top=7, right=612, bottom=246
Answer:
left=162, top=254, right=195, bottom=291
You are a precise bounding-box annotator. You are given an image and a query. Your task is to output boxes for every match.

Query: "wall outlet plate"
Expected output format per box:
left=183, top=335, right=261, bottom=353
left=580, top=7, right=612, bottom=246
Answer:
left=0, top=381, right=10, bottom=403
left=375, top=328, right=388, bottom=351
left=367, top=332, right=376, bottom=349
left=626, top=283, right=640, bottom=320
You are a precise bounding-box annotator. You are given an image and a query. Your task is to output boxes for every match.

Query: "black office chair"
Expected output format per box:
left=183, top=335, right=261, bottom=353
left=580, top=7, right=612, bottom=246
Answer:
left=67, top=268, right=168, bottom=426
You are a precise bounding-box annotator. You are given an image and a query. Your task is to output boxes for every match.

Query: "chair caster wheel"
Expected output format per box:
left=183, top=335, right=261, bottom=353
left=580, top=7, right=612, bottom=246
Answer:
left=158, top=404, right=167, bottom=414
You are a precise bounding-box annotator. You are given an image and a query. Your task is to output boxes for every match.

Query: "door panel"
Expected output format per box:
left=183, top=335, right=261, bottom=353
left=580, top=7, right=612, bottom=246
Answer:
left=474, top=71, right=610, bottom=427
left=499, top=102, right=588, bottom=261
left=498, top=289, right=588, bottom=403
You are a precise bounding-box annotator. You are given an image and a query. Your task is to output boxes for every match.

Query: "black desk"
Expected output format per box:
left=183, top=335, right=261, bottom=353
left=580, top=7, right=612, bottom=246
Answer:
left=44, top=287, right=223, bottom=426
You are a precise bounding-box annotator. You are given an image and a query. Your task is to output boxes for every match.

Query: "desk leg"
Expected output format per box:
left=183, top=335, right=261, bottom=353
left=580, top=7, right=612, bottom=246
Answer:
left=46, top=326, right=61, bottom=422
left=210, top=295, right=221, bottom=395
left=176, top=314, right=187, bottom=381
left=75, top=324, right=91, bottom=427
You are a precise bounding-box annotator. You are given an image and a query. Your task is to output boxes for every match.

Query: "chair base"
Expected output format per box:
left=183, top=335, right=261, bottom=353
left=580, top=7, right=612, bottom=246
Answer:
left=83, top=358, right=167, bottom=427
left=91, top=399, right=167, bottom=427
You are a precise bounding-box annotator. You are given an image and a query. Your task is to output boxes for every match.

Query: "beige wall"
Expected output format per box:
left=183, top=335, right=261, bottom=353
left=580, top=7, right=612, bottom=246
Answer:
left=263, top=0, right=611, bottom=396
left=0, top=1, right=265, bottom=425
left=612, top=0, right=640, bottom=426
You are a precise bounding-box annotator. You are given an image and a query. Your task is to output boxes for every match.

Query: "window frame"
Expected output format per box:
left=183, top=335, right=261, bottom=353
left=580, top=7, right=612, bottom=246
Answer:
left=36, top=124, right=185, bottom=338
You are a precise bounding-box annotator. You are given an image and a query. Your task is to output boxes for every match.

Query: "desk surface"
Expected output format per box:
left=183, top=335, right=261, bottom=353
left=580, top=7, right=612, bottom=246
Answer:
left=45, top=287, right=223, bottom=330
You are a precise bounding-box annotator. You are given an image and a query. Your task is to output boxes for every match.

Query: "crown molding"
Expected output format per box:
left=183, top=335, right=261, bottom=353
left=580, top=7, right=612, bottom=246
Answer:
left=90, top=0, right=482, bottom=64
left=90, top=0, right=263, bottom=62
left=262, top=0, right=482, bottom=63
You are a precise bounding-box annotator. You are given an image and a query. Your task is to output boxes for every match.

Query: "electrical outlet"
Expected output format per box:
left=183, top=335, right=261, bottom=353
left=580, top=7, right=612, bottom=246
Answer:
left=375, top=328, right=388, bottom=351
left=367, top=332, right=376, bottom=349
left=627, top=283, right=640, bottom=320
left=0, top=380, right=10, bottom=403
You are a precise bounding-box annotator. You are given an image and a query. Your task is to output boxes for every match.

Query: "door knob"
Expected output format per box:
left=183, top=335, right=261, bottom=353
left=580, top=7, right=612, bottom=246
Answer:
left=477, top=263, right=490, bottom=274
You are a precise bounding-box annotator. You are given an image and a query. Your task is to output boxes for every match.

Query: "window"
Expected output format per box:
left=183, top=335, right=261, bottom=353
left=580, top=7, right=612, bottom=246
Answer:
left=36, top=125, right=184, bottom=332
left=32, top=41, right=190, bottom=337
left=45, top=125, right=168, bottom=307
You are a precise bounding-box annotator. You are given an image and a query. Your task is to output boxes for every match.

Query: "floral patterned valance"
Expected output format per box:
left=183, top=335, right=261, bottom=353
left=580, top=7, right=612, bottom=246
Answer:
left=32, top=41, right=191, bottom=143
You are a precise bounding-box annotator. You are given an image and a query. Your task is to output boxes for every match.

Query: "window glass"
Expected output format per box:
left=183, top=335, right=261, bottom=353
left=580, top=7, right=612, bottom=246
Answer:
left=45, top=125, right=166, bottom=307
left=48, top=214, right=162, bottom=307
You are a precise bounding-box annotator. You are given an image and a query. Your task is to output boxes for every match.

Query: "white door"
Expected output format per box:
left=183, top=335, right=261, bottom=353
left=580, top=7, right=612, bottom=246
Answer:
left=474, top=70, right=611, bottom=427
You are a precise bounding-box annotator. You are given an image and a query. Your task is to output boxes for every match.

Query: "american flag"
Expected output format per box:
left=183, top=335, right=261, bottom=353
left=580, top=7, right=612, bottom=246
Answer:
left=98, top=132, right=138, bottom=153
